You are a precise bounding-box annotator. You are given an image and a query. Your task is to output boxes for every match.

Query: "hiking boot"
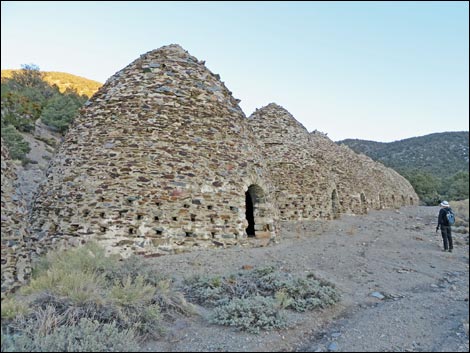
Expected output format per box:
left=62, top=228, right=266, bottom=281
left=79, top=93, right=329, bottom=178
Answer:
left=442, top=249, right=448, bottom=252
left=449, top=249, right=453, bottom=252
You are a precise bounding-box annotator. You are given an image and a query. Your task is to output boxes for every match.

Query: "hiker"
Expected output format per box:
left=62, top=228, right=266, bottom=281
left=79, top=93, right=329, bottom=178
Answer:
left=436, top=201, right=454, bottom=252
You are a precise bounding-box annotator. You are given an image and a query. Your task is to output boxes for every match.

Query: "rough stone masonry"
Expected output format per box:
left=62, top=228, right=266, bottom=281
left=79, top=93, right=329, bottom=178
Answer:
left=1, top=44, right=418, bottom=293
left=1, top=139, right=31, bottom=294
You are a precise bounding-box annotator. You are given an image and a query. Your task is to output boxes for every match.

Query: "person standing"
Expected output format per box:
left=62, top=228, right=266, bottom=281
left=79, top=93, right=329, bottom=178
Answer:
left=436, top=201, right=453, bottom=252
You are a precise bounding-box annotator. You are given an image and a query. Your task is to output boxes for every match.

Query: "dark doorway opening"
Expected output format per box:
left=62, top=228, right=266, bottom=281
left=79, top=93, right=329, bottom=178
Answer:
left=332, top=189, right=340, bottom=219
left=245, top=191, right=255, bottom=236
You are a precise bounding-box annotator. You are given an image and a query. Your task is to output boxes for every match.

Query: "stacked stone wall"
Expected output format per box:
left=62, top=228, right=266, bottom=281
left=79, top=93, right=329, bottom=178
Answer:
left=1, top=140, right=31, bottom=294
left=29, top=45, right=277, bottom=258
left=248, top=103, right=418, bottom=220
left=26, top=44, right=418, bottom=264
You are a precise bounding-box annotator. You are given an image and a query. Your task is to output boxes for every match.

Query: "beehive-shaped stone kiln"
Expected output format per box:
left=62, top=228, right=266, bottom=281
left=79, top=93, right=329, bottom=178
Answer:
left=309, top=131, right=419, bottom=215
left=248, top=103, right=418, bottom=220
left=247, top=103, right=337, bottom=220
left=29, top=45, right=278, bottom=257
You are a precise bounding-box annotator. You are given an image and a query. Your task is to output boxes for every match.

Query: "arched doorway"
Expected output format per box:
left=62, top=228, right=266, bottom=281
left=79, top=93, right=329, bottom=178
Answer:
left=360, top=193, right=367, bottom=214
left=245, top=190, right=255, bottom=236
left=331, top=189, right=340, bottom=219
left=245, top=185, right=269, bottom=237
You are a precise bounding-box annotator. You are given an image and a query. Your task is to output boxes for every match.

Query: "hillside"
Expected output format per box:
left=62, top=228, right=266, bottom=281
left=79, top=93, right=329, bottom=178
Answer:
left=1, top=69, right=101, bottom=98
left=339, top=132, right=469, bottom=204
left=339, top=132, right=469, bottom=178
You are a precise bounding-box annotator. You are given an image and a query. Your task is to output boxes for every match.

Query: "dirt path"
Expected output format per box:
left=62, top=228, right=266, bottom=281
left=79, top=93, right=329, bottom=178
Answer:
left=143, top=206, right=469, bottom=352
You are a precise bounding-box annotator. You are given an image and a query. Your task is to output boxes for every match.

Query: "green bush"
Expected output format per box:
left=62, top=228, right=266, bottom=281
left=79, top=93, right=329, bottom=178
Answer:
left=183, top=266, right=340, bottom=333
left=40, top=94, right=81, bottom=132
left=1, top=318, right=140, bottom=352
left=183, top=266, right=340, bottom=313
left=182, top=275, right=227, bottom=306
left=1, top=125, right=30, bottom=161
left=1, top=297, right=30, bottom=320
left=22, top=268, right=105, bottom=305
left=30, top=241, right=118, bottom=278
left=210, top=296, right=287, bottom=333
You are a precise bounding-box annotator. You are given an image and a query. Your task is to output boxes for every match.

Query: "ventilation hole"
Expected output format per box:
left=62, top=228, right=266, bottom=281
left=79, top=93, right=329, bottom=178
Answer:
left=100, top=197, right=105, bottom=202
left=154, top=216, right=159, bottom=221
left=211, top=232, right=216, bottom=238
left=129, top=228, right=135, bottom=235
left=210, top=217, right=215, bottom=224
left=185, top=232, right=193, bottom=237
left=184, top=204, right=190, bottom=208
left=100, top=227, right=107, bottom=232
left=230, top=206, right=237, bottom=212
left=156, top=230, right=163, bottom=235
left=207, top=205, right=213, bottom=210
left=100, top=212, right=105, bottom=218
left=172, top=216, right=178, bottom=221
left=137, top=214, right=143, bottom=220
left=156, top=202, right=161, bottom=207
left=191, top=214, right=196, bottom=222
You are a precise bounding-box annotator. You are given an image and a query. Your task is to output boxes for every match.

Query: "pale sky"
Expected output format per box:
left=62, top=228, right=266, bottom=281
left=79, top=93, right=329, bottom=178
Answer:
left=1, top=1, right=469, bottom=142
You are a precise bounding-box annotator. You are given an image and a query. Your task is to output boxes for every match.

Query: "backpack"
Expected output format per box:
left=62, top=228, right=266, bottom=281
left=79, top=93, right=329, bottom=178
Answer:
left=446, top=208, right=455, bottom=225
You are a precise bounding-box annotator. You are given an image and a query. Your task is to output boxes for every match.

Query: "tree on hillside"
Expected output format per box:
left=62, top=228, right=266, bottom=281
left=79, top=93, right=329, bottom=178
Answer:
left=440, top=171, right=469, bottom=201
left=0, top=124, right=31, bottom=161
left=10, top=64, right=45, bottom=89
left=400, top=170, right=440, bottom=205
left=40, top=94, right=82, bottom=132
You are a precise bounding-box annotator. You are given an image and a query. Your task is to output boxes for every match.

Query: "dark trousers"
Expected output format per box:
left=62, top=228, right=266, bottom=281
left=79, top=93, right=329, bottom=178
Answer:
left=440, top=225, right=453, bottom=250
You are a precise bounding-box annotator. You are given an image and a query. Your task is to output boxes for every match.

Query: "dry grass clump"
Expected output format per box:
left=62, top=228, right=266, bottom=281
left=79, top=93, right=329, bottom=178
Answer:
left=451, top=199, right=469, bottom=233
left=1, top=242, right=194, bottom=352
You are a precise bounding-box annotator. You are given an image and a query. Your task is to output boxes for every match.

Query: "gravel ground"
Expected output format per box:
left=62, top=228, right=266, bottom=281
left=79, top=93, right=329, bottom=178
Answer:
left=141, top=206, right=469, bottom=352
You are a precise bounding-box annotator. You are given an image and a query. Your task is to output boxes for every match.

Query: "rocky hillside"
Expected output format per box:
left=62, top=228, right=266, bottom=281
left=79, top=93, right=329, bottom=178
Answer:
left=2, top=69, right=101, bottom=98
left=339, top=132, right=469, bottom=204
left=339, top=132, right=469, bottom=178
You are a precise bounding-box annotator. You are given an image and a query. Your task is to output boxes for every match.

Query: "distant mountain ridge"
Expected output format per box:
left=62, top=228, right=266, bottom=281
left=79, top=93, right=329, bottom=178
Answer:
left=1, top=69, right=101, bottom=98
left=339, top=131, right=469, bottom=178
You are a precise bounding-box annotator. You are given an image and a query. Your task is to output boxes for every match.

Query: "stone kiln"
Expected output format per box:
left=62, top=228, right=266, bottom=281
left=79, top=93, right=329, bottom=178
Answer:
left=1, top=139, right=31, bottom=294
left=29, top=45, right=278, bottom=258
left=247, top=103, right=418, bottom=220
left=2, top=45, right=420, bottom=293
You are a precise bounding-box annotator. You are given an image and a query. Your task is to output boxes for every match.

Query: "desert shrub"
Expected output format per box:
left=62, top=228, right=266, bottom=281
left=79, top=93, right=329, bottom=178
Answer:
left=4, top=242, right=193, bottom=345
left=153, top=279, right=196, bottom=318
left=103, top=254, right=166, bottom=286
left=1, top=318, right=140, bottom=352
left=183, top=266, right=340, bottom=312
left=0, top=125, right=30, bottom=161
left=22, top=268, right=105, bottom=305
left=109, top=276, right=156, bottom=307
left=108, top=275, right=162, bottom=339
left=210, top=296, right=287, bottom=333
left=183, top=266, right=340, bottom=333
left=31, top=241, right=118, bottom=278
left=1, top=297, right=30, bottom=320
left=278, top=276, right=341, bottom=312
left=182, top=275, right=227, bottom=306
